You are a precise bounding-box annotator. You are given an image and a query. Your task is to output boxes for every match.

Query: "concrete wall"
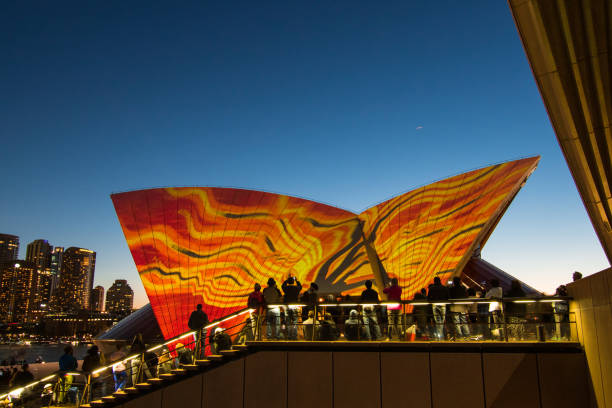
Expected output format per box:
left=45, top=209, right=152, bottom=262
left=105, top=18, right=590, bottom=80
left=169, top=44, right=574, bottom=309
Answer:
left=568, top=267, right=612, bottom=408
left=110, top=348, right=592, bottom=408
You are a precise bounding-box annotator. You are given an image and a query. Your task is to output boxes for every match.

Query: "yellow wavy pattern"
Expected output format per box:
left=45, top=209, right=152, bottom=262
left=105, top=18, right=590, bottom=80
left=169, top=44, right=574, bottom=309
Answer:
left=111, top=157, right=538, bottom=339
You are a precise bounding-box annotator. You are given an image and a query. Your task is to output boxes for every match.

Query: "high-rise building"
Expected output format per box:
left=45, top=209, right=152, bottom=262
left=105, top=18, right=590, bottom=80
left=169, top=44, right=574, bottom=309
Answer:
left=0, top=261, right=37, bottom=322
left=26, top=240, right=52, bottom=270
left=26, top=239, right=54, bottom=315
left=90, top=285, right=105, bottom=312
left=55, top=247, right=96, bottom=312
left=0, top=234, right=19, bottom=264
left=49, top=247, right=64, bottom=301
left=105, top=280, right=133, bottom=317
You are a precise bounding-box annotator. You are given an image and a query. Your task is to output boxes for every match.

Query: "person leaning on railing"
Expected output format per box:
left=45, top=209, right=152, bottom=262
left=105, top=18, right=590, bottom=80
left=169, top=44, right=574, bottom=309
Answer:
left=412, top=289, right=429, bottom=339
left=110, top=343, right=128, bottom=391
left=383, top=278, right=403, bottom=340
left=81, top=345, right=103, bottom=401
left=188, top=304, right=209, bottom=359
left=504, top=280, right=527, bottom=341
left=263, top=278, right=283, bottom=340
left=485, top=279, right=504, bottom=340
left=427, top=277, right=449, bottom=341
left=448, top=277, right=470, bottom=340
left=57, top=345, right=78, bottom=404
left=554, top=285, right=570, bottom=340
left=247, top=283, right=265, bottom=340
left=282, top=275, right=302, bottom=340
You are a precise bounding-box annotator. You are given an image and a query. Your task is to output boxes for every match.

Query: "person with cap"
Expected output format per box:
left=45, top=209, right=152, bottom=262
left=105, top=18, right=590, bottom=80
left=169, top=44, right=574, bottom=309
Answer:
left=175, top=343, right=193, bottom=365
left=263, top=278, right=282, bottom=339
left=212, top=327, right=232, bottom=352
left=344, top=310, right=364, bottom=341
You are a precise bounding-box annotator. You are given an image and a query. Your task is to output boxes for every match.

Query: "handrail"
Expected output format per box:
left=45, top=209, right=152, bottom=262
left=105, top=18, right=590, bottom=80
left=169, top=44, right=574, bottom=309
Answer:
left=0, top=306, right=255, bottom=403
left=267, top=296, right=572, bottom=307
left=0, top=296, right=572, bottom=404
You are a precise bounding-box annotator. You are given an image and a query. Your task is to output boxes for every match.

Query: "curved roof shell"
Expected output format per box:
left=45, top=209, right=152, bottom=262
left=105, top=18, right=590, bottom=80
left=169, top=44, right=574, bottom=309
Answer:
left=112, top=157, right=539, bottom=339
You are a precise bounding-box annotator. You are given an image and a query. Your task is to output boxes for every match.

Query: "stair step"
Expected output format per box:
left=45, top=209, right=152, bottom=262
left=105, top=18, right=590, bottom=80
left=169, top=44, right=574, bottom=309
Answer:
left=81, top=404, right=92, bottom=408
left=112, top=390, right=129, bottom=399
left=90, top=399, right=107, bottom=407
left=208, top=354, right=224, bottom=362
left=219, top=349, right=239, bottom=357
left=147, top=377, right=165, bottom=385
left=135, top=382, right=153, bottom=390
left=195, top=359, right=211, bottom=366
left=101, top=396, right=116, bottom=403
left=233, top=344, right=248, bottom=351
left=171, top=368, right=187, bottom=375
left=180, top=364, right=200, bottom=371
left=124, top=387, right=140, bottom=394
left=159, top=373, right=176, bottom=380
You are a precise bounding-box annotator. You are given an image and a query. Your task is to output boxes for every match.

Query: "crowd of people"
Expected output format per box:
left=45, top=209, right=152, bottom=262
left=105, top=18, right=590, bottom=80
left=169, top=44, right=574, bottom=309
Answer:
left=237, top=274, right=572, bottom=343
left=0, top=273, right=576, bottom=407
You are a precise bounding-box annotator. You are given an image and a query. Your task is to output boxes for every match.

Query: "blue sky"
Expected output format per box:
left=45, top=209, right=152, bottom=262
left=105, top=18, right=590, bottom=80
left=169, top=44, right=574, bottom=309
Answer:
left=1, top=1, right=607, bottom=307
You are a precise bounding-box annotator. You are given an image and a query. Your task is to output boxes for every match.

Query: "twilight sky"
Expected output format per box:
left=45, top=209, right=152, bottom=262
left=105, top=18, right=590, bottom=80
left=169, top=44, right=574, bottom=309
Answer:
left=1, top=1, right=608, bottom=307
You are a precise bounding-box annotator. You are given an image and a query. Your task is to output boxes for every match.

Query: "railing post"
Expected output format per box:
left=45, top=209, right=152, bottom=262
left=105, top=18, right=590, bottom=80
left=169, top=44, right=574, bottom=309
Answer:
left=312, top=304, right=317, bottom=341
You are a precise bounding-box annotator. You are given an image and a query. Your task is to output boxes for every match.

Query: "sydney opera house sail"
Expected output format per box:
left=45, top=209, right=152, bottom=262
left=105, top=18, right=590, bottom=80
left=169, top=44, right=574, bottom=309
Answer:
left=112, top=156, right=539, bottom=339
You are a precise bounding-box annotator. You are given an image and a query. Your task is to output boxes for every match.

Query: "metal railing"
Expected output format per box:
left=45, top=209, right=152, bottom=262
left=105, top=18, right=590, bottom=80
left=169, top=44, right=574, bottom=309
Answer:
left=0, top=307, right=254, bottom=407
left=258, top=296, right=575, bottom=343
left=0, top=296, right=575, bottom=406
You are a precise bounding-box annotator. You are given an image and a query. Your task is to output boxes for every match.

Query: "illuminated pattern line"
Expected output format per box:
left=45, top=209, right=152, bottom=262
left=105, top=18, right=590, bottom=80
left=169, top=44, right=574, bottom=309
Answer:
left=111, top=157, right=539, bottom=339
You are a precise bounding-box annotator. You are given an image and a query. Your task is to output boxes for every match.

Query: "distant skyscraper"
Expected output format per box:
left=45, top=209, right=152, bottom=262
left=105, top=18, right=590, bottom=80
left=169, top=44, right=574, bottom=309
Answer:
left=0, top=261, right=36, bottom=322
left=49, top=247, right=64, bottom=301
left=26, top=239, right=52, bottom=270
left=105, top=280, right=133, bottom=317
left=26, top=239, right=54, bottom=314
left=0, top=234, right=19, bottom=264
left=90, top=285, right=105, bottom=312
left=55, top=247, right=96, bottom=312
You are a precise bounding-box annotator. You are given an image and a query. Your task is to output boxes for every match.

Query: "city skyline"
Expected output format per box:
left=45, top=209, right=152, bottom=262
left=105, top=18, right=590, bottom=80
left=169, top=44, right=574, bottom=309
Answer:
left=1, top=1, right=609, bottom=308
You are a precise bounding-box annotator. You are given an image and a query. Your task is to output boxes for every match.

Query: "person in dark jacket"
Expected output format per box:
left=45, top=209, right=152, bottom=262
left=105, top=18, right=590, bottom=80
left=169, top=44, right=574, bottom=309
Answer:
left=130, top=333, right=152, bottom=384
left=300, top=283, right=319, bottom=320
left=58, top=346, right=77, bottom=404
left=263, top=278, right=283, bottom=339
left=505, top=279, right=527, bottom=340
left=188, top=304, right=209, bottom=359
left=175, top=343, right=193, bottom=365
left=318, top=313, right=338, bottom=341
left=448, top=277, right=469, bottom=339
left=10, top=364, right=34, bottom=387
left=360, top=280, right=379, bottom=302
left=282, top=276, right=302, bottom=340
left=82, top=345, right=102, bottom=401
left=344, top=310, right=364, bottom=341
left=213, top=327, right=232, bottom=352
left=246, top=284, right=264, bottom=340
left=412, top=288, right=429, bottom=339
left=427, top=277, right=449, bottom=340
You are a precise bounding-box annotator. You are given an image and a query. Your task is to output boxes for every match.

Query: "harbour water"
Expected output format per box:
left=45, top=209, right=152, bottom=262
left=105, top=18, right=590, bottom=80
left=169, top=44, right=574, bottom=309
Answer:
left=0, top=344, right=89, bottom=364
